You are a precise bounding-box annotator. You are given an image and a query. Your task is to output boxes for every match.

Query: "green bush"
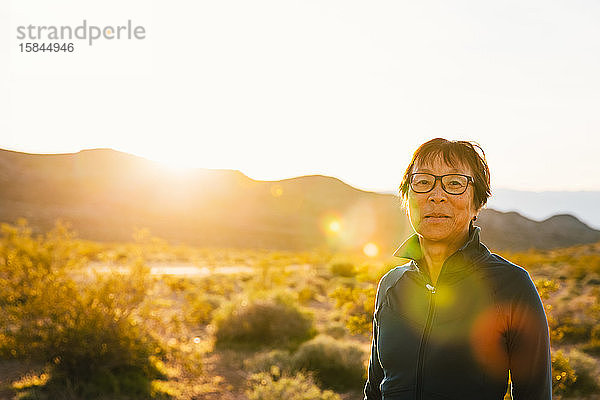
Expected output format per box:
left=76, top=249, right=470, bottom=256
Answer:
left=41, top=364, right=153, bottom=399
left=194, top=275, right=239, bottom=298
left=581, top=324, right=600, bottom=356
left=356, top=263, right=391, bottom=284
left=291, top=335, right=366, bottom=391
left=164, top=276, right=195, bottom=292
left=330, top=286, right=375, bottom=335
left=551, top=351, right=577, bottom=396
left=57, top=268, right=160, bottom=375
left=0, top=221, right=163, bottom=397
left=574, top=254, right=600, bottom=276
left=185, top=293, right=223, bottom=325
left=534, top=279, right=560, bottom=300
left=322, top=322, right=347, bottom=339
left=297, top=286, right=317, bottom=304
left=213, top=296, right=315, bottom=348
left=329, top=262, right=356, bottom=278
left=591, top=324, right=600, bottom=341
left=553, top=317, right=592, bottom=344
left=244, top=350, right=295, bottom=374
left=247, top=372, right=340, bottom=400
left=581, top=339, right=600, bottom=356
left=567, top=349, right=600, bottom=395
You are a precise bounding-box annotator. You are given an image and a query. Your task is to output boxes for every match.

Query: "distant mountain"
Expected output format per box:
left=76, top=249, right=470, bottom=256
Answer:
left=477, top=210, right=600, bottom=251
left=1, top=148, right=599, bottom=253
left=486, top=189, right=600, bottom=230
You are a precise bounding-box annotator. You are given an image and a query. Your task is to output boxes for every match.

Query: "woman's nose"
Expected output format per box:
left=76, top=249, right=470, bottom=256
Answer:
left=428, top=180, right=447, bottom=202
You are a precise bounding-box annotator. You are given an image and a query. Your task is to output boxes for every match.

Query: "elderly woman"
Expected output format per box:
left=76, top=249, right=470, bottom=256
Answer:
left=364, top=138, right=552, bottom=399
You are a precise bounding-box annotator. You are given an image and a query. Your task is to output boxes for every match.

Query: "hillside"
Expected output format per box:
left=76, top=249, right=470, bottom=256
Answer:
left=488, top=188, right=600, bottom=230
left=1, top=147, right=599, bottom=252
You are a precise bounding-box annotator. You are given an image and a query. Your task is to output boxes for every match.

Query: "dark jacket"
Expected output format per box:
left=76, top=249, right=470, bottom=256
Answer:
left=364, top=226, right=552, bottom=400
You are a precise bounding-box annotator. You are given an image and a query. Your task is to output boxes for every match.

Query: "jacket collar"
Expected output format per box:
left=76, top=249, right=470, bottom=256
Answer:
left=392, top=225, right=489, bottom=280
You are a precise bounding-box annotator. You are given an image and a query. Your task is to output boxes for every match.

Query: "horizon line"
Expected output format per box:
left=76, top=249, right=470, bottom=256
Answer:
left=2, top=145, right=600, bottom=194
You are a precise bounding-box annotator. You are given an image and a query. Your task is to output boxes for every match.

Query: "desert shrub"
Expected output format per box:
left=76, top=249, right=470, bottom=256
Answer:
left=164, top=276, right=195, bottom=292
left=551, top=351, right=577, bottom=396
left=296, top=275, right=329, bottom=298
left=185, top=293, right=223, bottom=325
left=297, top=286, right=317, bottom=304
left=76, top=240, right=106, bottom=261
left=194, top=275, right=239, bottom=298
left=570, top=264, right=590, bottom=282
left=291, top=335, right=366, bottom=391
left=553, top=317, right=592, bottom=344
left=581, top=339, right=600, bottom=356
left=330, top=286, right=375, bottom=335
left=0, top=221, right=163, bottom=397
left=574, top=254, right=600, bottom=276
left=583, top=323, right=600, bottom=354
left=244, top=350, right=295, bottom=375
left=322, top=322, right=347, bottom=339
left=213, top=295, right=315, bottom=348
left=591, top=324, right=600, bottom=341
left=567, top=349, right=599, bottom=395
left=55, top=267, right=160, bottom=372
left=247, top=372, right=340, bottom=400
left=42, top=364, right=155, bottom=399
left=586, top=276, right=600, bottom=285
left=499, top=249, right=552, bottom=270
left=356, top=263, right=391, bottom=284
left=559, top=324, right=592, bottom=344
left=329, top=262, right=356, bottom=278
left=534, top=279, right=560, bottom=300
left=548, top=312, right=564, bottom=343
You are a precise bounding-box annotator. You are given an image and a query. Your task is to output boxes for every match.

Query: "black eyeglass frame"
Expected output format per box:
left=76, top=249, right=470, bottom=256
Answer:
left=409, top=173, right=474, bottom=195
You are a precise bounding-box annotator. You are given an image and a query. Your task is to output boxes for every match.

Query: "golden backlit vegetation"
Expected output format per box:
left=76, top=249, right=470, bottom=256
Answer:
left=0, top=219, right=599, bottom=399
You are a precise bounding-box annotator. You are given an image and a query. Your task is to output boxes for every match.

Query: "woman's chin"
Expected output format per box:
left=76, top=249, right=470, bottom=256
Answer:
left=420, top=233, right=451, bottom=243
left=417, top=227, right=454, bottom=242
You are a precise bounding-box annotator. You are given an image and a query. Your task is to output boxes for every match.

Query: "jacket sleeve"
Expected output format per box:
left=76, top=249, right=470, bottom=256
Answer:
left=364, top=277, right=387, bottom=400
left=364, top=317, right=384, bottom=400
left=507, top=269, right=552, bottom=400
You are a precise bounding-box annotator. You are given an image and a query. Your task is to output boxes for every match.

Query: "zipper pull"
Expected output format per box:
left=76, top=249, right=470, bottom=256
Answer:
left=426, top=283, right=436, bottom=294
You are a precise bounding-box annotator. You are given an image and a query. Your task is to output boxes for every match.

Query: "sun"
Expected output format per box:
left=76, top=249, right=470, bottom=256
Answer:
left=156, top=157, right=196, bottom=172
left=143, top=150, right=198, bottom=173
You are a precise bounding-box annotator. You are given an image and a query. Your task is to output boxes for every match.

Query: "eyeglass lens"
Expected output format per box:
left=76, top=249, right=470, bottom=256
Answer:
left=410, top=174, right=469, bottom=194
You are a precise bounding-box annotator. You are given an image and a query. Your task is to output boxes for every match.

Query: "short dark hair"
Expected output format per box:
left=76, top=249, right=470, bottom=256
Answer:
left=399, top=138, right=491, bottom=210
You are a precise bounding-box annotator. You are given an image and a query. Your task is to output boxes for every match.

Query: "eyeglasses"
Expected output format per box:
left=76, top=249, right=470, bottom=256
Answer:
left=409, top=173, right=473, bottom=195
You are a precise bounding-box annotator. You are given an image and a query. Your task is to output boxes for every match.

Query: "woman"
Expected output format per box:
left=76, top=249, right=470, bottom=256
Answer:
left=364, top=138, right=552, bottom=399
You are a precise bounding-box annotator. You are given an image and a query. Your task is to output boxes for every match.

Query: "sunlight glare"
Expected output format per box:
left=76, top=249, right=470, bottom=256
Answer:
left=363, top=242, right=379, bottom=257
left=270, top=184, right=283, bottom=197
left=329, top=220, right=341, bottom=233
left=144, top=149, right=199, bottom=174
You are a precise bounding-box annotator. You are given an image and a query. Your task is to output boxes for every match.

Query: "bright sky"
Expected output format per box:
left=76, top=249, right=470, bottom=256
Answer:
left=1, top=0, right=599, bottom=194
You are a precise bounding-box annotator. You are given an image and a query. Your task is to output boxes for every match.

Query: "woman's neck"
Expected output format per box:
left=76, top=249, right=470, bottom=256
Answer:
left=419, top=229, right=470, bottom=286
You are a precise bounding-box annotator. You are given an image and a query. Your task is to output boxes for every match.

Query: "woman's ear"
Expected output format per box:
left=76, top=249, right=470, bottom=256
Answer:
left=472, top=205, right=483, bottom=223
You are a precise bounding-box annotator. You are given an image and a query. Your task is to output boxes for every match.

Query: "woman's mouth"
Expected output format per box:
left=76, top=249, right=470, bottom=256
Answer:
left=424, top=214, right=451, bottom=221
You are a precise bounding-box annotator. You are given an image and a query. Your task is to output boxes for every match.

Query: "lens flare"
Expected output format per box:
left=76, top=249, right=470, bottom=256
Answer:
left=363, top=242, right=379, bottom=257
left=270, top=184, right=283, bottom=197
left=329, top=220, right=341, bottom=232
left=469, top=305, right=509, bottom=379
left=320, top=213, right=343, bottom=236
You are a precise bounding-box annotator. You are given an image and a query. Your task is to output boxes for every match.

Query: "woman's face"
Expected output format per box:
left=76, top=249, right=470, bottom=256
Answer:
left=407, top=155, right=479, bottom=244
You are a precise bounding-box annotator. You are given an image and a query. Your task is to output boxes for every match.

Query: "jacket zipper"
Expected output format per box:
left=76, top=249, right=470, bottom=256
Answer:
left=416, top=282, right=437, bottom=400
